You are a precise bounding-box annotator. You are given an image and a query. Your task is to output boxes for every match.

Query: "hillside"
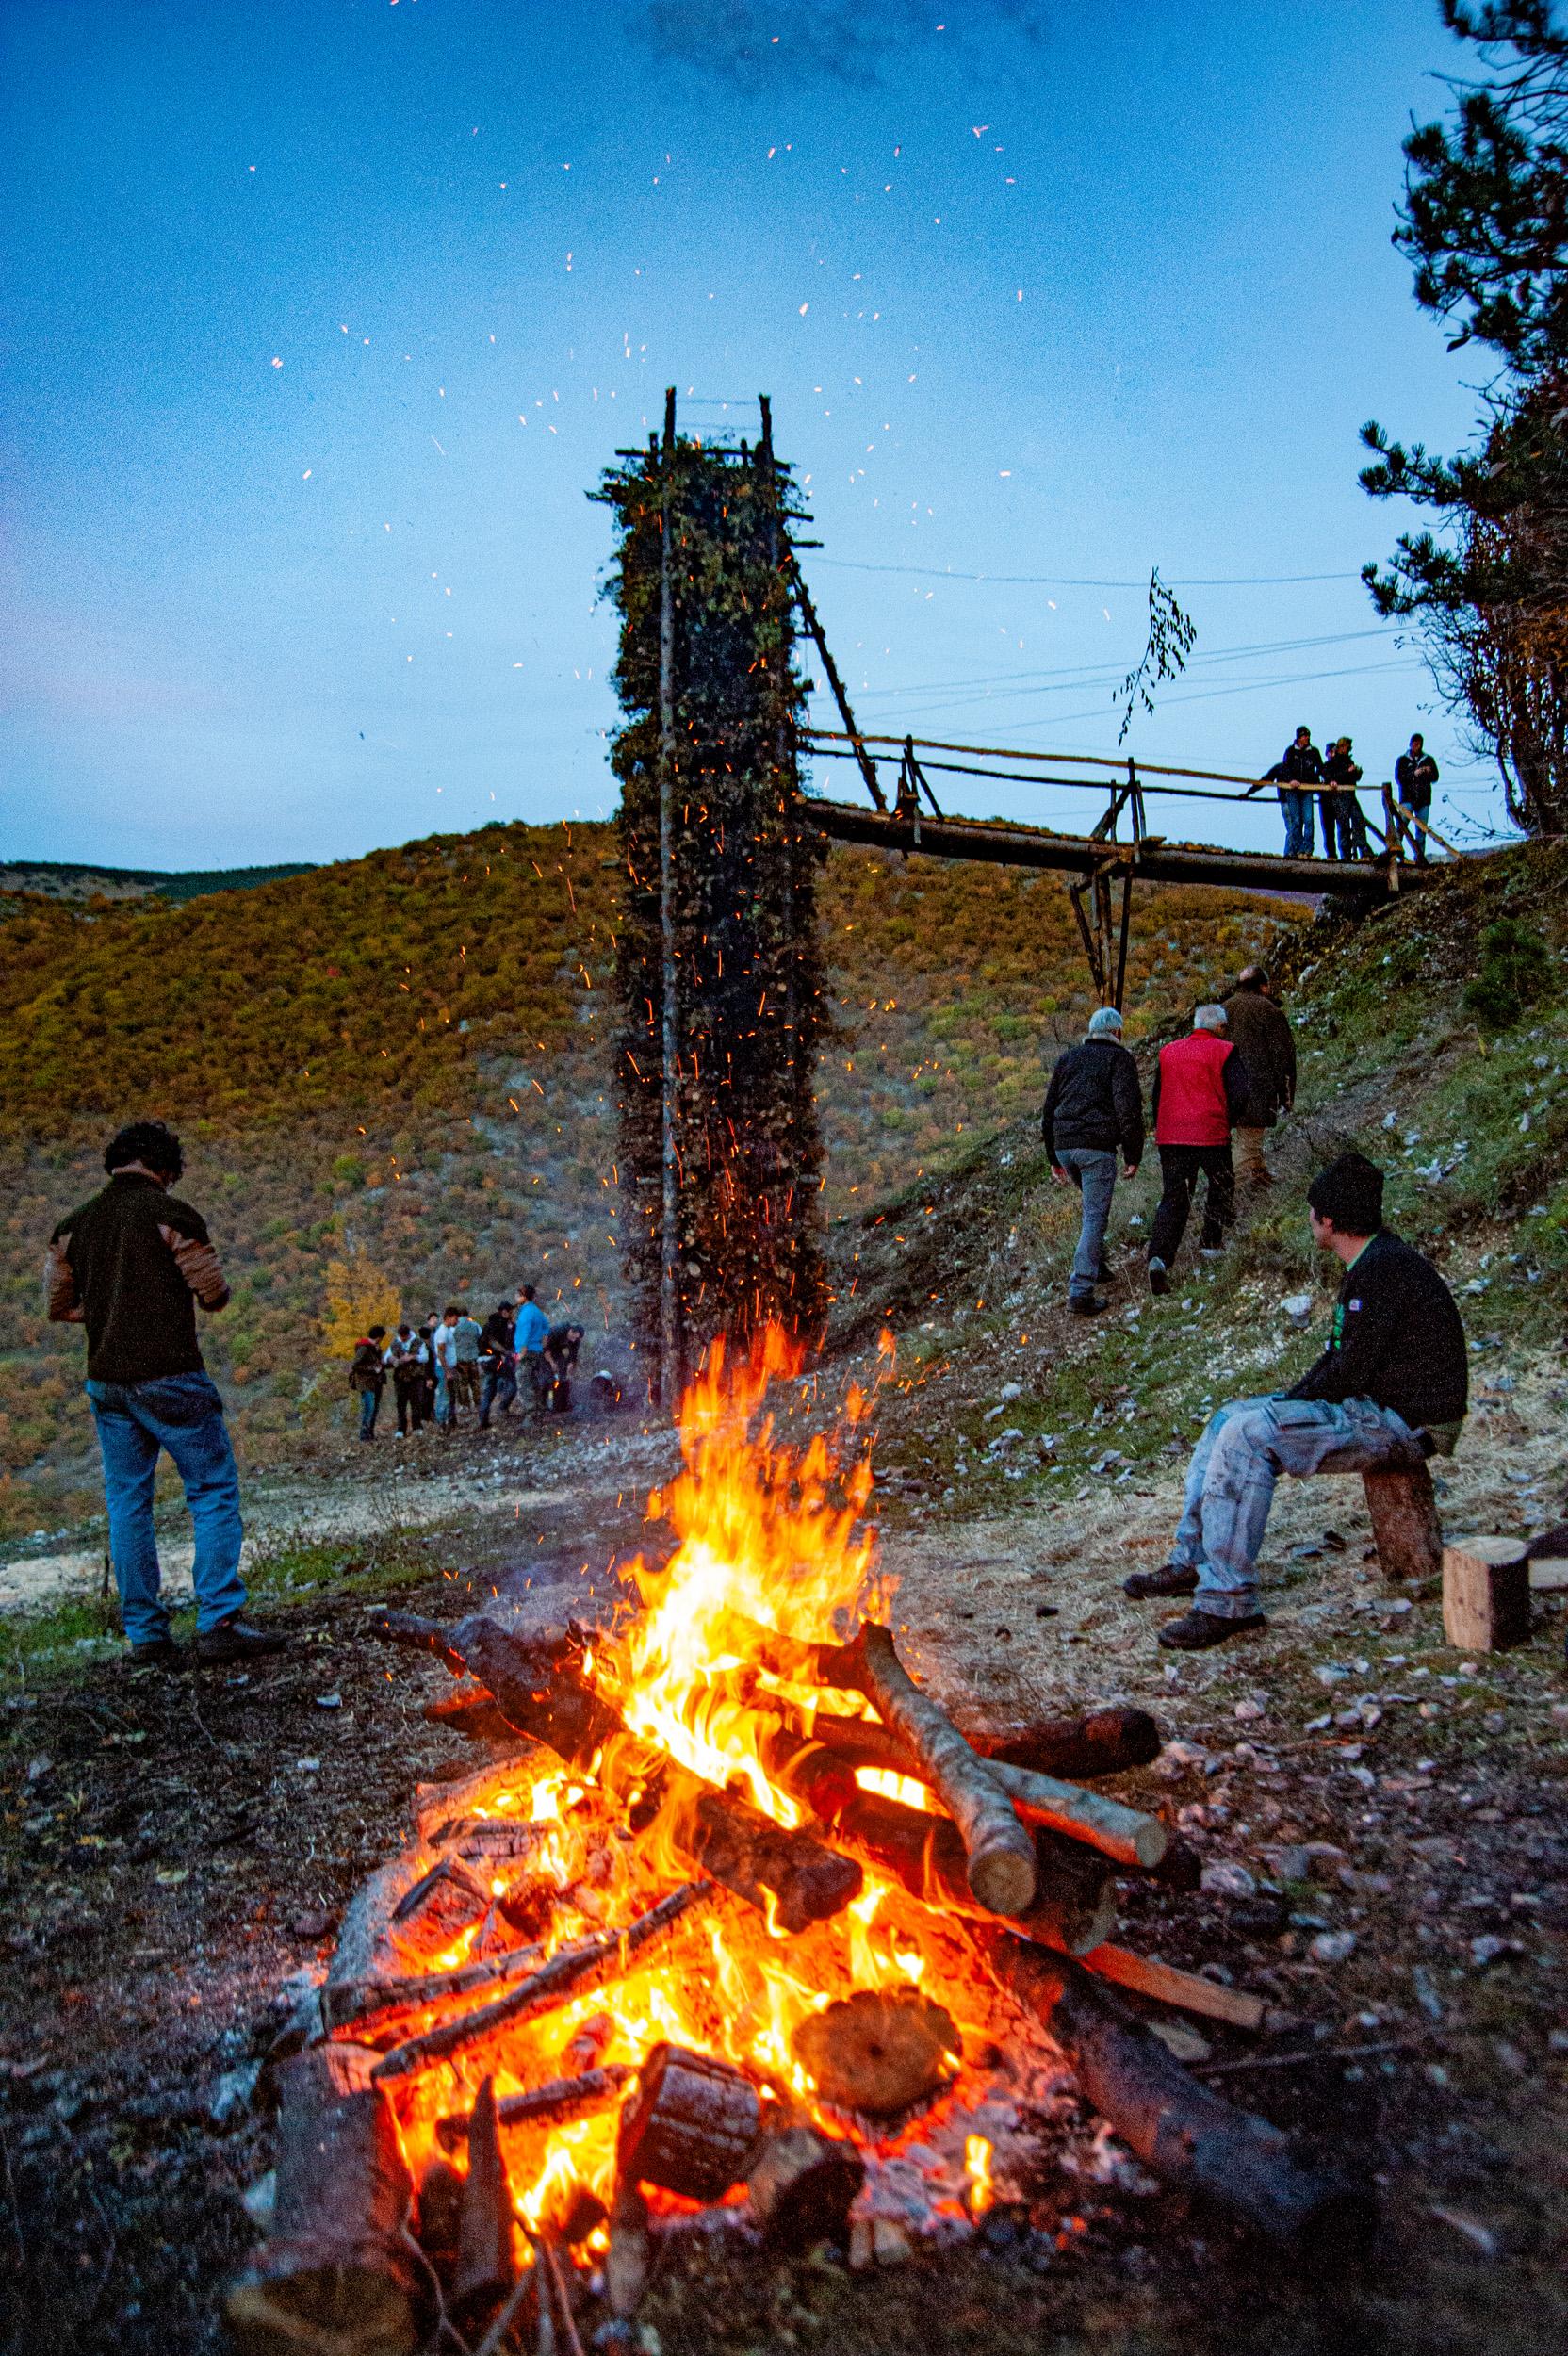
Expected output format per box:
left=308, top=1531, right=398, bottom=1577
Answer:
left=0, top=859, right=316, bottom=906
left=0, top=819, right=1286, bottom=1538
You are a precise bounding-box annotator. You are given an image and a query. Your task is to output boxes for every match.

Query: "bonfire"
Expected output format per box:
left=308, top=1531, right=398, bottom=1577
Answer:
left=227, top=1330, right=1359, bottom=2356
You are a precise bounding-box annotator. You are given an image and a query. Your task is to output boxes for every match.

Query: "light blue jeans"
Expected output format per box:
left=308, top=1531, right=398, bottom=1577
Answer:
left=1170, top=1394, right=1422, bottom=1618
left=1056, top=1146, right=1118, bottom=1301
left=86, top=1371, right=247, bottom=1644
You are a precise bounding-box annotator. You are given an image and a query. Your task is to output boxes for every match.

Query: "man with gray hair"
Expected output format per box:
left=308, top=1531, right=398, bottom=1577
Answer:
left=1146, top=1004, right=1249, bottom=1293
left=1040, top=1005, right=1144, bottom=1316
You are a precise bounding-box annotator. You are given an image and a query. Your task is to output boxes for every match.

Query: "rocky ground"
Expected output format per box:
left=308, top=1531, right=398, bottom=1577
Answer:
left=1, top=1358, right=1564, bottom=2356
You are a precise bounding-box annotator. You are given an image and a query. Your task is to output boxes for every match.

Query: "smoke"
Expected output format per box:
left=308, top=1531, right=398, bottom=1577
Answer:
left=630, top=1, right=1051, bottom=88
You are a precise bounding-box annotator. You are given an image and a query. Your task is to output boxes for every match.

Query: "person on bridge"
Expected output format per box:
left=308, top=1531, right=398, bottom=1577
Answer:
left=1319, top=736, right=1369, bottom=860
left=1395, top=732, right=1440, bottom=863
left=1146, top=1004, right=1249, bottom=1295
left=1123, top=1153, right=1467, bottom=1650
left=1221, top=966, right=1297, bottom=1190
left=1040, top=1005, right=1144, bottom=1317
left=1258, top=726, right=1322, bottom=859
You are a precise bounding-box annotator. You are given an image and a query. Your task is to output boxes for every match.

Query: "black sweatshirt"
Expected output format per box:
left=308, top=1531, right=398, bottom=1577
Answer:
left=47, top=1172, right=230, bottom=1384
left=1040, top=1039, right=1144, bottom=1166
left=1285, top=1229, right=1468, bottom=1432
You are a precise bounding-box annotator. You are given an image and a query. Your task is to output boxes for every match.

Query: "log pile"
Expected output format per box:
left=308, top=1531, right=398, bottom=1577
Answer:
left=229, top=1606, right=1370, bottom=2353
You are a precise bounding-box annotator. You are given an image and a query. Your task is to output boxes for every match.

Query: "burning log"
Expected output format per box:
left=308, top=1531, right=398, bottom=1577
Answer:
left=745, top=2119, right=865, bottom=2250
left=389, top=1857, right=490, bottom=1962
left=451, top=2077, right=517, bottom=2333
left=226, top=2042, right=421, bottom=2356
left=323, top=1942, right=546, bottom=2040
left=372, top=1610, right=863, bottom=1931
left=809, top=1625, right=1037, bottom=1917
left=981, top=1704, right=1164, bottom=1779
left=616, top=2043, right=762, bottom=2201
left=435, top=2067, right=634, bottom=2152
left=794, top=1716, right=1165, bottom=1871
left=424, top=1683, right=517, bottom=1743
left=987, top=1937, right=1367, bottom=2253
left=792, top=1988, right=958, bottom=2117
left=603, top=2181, right=652, bottom=2325
left=825, top=1787, right=1116, bottom=1953
left=371, top=1882, right=710, bottom=2085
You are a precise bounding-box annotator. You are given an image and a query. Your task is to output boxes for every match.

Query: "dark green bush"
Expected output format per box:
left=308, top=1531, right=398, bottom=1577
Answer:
left=1462, top=917, right=1554, bottom=1028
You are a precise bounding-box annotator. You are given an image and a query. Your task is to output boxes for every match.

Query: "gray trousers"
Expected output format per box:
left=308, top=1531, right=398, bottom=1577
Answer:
left=1056, top=1147, right=1118, bottom=1301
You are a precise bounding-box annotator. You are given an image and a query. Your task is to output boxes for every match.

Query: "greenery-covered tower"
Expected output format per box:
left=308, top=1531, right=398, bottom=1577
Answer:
left=594, top=395, right=827, bottom=1399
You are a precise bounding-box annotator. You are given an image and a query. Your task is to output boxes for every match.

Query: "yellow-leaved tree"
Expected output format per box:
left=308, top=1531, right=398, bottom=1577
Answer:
left=321, top=1252, right=402, bottom=1360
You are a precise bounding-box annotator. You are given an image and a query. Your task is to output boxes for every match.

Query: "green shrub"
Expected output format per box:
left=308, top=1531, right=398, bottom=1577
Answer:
left=1462, top=917, right=1554, bottom=1029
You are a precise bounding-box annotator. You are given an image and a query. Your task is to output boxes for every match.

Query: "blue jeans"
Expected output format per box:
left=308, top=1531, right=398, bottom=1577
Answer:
left=1277, top=787, right=1314, bottom=858
left=358, top=1386, right=382, bottom=1441
left=1170, top=1394, right=1422, bottom=1618
left=1056, top=1146, right=1118, bottom=1301
left=86, top=1372, right=246, bottom=1644
left=434, top=1367, right=453, bottom=1427
left=480, top=1366, right=516, bottom=1425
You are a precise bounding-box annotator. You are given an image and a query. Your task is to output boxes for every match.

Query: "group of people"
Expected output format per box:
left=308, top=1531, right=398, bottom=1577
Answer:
left=46, top=1098, right=1472, bottom=1683
left=1256, top=726, right=1439, bottom=862
left=1042, top=963, right=1297, bottom=1316
left=349, top=1291, right=586, bottom=1442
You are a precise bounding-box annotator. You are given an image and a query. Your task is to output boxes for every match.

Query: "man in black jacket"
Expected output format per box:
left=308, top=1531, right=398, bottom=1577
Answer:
left=1041, top=1006, right=1144, bottom=1317
left=1123, top=1153, right=1466, bottom=1650
left=1221, top=966, right=1297, bottom=1190
left=45, top=1119, right=286, bottom=1669
left=1257, top=726, right=1323, bottom=858
left=1394, top=733, right=1440, bottom=864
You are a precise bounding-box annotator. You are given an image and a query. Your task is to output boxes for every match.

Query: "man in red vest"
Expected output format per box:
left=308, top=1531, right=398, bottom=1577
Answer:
left=1147, top=1004, right=1249, bottom=1294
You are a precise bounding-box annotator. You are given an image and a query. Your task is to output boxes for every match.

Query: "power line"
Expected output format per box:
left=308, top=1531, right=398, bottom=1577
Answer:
left=812, top=555, right=1364, bottom=590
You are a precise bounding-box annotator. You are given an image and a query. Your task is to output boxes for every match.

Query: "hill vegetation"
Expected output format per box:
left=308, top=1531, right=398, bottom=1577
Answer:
left=0, top=819, right=1287, bottom=1537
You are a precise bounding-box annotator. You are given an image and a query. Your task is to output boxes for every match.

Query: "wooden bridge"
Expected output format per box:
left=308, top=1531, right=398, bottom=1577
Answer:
left=795, top=725, right=1447, bottom=1008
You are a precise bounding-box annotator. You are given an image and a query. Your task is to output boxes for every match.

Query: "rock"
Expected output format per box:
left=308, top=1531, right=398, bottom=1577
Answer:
left=1233, top=1696, right=1267, bottom=1723
left=1200, top=1860, right=1256, bottom=1901
left=1308, top=1930, right=1357, bottom=1965
left=208, top=2062, right=262, bottom=2129
left=1272, top=1845, right=1313, bottom=1884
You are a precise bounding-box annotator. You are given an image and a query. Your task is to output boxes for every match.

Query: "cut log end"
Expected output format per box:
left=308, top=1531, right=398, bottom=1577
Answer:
left=747, top=2123, right=865, bottom=2250
left=967, top=1839, right=1040, bottom=1920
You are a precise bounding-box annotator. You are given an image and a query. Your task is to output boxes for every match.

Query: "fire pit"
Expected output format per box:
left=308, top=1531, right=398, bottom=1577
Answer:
left=228, top=1333, right=1364, bottom=2356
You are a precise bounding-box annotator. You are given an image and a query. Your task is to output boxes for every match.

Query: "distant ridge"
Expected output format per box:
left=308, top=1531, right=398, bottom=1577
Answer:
left=0, top=858, right=317, bottom=906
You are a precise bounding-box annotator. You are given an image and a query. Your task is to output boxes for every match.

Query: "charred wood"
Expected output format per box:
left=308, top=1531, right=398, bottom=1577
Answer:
left=987, top=1936, right=1368, bottom=2253
left=370, top=1882, right=711, bottom=2084
left=226, top=2042, right=421, bottom=2356
left=745, top=2119, right=865, bottom=2250
left=616, top=2042, right=762, bottom=2201
left=435, top=2066, right=634, bottom=2152
left=451, top=2077, right=517, bottom=2333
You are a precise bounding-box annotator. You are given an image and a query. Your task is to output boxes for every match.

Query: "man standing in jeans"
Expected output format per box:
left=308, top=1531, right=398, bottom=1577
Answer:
left=1147, top=1004, right=1249, bottom=1294
left=1123, top=1153, right=1466, bottom=1649
left=45, top=1120, right=285, bottom=1669
left=1256, top=725, right=1323, bottom=859
left=1040, top=1006, right=1144, bottom=1317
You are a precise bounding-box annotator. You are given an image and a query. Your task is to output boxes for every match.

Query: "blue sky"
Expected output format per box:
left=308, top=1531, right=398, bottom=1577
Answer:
left=1, top=0, right=1494, bottom=868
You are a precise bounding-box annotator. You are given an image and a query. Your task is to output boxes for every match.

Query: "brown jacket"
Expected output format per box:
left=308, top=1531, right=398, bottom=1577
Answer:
left=1220, top=985, right=1297, bottom=1128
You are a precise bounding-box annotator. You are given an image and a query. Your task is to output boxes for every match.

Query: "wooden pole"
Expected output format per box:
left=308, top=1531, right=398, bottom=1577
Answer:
left=790, top=567, right=888, bottom=811
left=657, top=386, right=683, bottom=1412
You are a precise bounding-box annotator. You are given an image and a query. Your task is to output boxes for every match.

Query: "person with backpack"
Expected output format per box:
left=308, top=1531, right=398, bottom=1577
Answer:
left=1040, top=1005, right=1144, bottom=1317
left=1394, top=732, right=1440, bottom=863
left=478, top=1301, right=518, bottom=1430
left=1123, top=1153, right=1467, bottom=1650
left=44, top=1118, right=285, bottom=1669
left=386, top=1323, right=427, bottom=1438
left=350, top=1326, right=386, bottom=1441
left=1220, top=966, right=1297, bottom=1190
left=1146, top=1005, right=1250, bottom=1294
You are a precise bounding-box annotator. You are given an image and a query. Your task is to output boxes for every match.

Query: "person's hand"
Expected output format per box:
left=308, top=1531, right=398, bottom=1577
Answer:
left=1123, top=1164, right=1138, bottom=1181
left=1050, top=1164, right=1068, bottom=1186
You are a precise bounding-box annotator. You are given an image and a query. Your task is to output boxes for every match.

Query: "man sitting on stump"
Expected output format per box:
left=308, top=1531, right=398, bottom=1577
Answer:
left=1125, top=1152, right=1467, bottom=1650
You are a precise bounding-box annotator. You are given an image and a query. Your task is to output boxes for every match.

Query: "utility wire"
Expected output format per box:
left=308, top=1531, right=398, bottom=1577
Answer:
left=813, top=556, right=1364, bottom=589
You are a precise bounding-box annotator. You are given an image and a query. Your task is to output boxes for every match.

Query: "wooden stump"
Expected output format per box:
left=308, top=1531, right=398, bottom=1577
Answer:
left=616, top=2044, right=761, bottom=2201
left=746, top=2121, right=865, bottom=2250
left=227, top=2043, right=420, bottom=2356
left=1443, top=1536, right=1532, bottom=1651
left=1363, top=1461, right=1443, bottom=1585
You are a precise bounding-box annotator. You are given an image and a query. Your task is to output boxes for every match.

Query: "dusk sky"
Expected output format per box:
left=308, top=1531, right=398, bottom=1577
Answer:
left=2, top=0, right=1494, bottom=870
